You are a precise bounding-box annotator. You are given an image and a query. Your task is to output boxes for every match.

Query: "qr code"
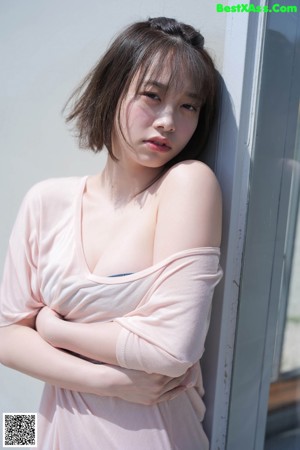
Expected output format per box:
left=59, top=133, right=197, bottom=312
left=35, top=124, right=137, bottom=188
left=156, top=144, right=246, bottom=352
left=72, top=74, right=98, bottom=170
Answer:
left=3, top=413, right=37, bottom=448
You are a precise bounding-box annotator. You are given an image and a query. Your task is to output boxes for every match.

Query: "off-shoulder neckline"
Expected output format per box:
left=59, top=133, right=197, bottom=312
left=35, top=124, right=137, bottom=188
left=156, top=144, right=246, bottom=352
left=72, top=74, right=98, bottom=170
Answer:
left=76, top=176, right=220, bottom=285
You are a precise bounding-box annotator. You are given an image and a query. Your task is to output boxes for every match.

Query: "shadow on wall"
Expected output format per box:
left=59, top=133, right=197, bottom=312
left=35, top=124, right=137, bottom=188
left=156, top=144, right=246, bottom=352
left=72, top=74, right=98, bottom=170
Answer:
left=218, top=19, right=300, bottom=450
left=201, top=74, right=239, bottom=443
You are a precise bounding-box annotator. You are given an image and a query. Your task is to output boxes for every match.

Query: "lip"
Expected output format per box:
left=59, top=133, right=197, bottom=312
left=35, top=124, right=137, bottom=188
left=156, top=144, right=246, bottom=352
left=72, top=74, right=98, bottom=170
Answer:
left=143, top=137, right=172, bottom=152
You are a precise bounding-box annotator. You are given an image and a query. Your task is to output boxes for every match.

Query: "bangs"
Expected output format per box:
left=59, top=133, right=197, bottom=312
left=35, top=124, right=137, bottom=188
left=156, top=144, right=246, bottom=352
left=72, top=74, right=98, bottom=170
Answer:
left=132, top=42, right=211, bottom=104
left=65, top=17, right=218, bottom=163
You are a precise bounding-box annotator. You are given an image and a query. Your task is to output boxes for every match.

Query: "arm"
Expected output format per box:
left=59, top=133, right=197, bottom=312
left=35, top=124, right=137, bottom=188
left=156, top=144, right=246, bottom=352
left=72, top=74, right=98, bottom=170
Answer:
left=153, top=161, right=222, bottom=259
left=0, top=316, right=108, bottom=394
left=36, top=162, right=222, bottom=376
left=0, top=184, right=187, bottom=404
left=36, top=307, right=121, bottom=366
left=0, top=317, right=188, bottom=405
left=115, top=162, right=222, bottom=376
left=0, top=187, right=110, bottom=395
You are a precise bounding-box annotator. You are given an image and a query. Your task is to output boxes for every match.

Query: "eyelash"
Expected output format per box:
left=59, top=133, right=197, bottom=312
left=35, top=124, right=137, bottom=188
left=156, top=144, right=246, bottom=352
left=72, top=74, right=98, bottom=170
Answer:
left=142, top=91, right=160, bottom=101
left=182, top=104, right=198, bottom=112
left=141, top=91, right=199, bottom=113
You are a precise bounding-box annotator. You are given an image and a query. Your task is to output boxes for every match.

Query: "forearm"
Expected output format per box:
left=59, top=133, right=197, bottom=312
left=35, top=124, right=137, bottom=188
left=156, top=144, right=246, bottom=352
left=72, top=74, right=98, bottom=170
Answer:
left=38, top=313, right=121, bottom=366
left=0, top=323, right=191, bottom=405
left=0, top=323, right=111, bottom=395
left=39, top=317, right=192, bottom=377
left=37, top=310, right=196, bottom=376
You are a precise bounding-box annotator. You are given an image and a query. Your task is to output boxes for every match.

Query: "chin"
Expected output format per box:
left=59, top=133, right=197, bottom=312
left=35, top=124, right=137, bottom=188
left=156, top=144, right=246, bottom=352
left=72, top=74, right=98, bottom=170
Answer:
left=139, top=159, right=170, bottom=170
left=136, top=153, right=177, bottom=169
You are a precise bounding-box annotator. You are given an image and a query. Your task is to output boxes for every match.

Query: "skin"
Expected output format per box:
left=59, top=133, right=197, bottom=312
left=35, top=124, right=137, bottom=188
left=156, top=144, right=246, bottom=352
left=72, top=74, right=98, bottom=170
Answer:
left=0, top=63, right=222, bottom=404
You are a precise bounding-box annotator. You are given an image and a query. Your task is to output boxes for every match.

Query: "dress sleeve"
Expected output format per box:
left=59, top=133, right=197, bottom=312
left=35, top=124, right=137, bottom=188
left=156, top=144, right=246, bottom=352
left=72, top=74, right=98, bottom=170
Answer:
left=115, top=250, right=223, bottom=377
left=0, top=186, right=44, bottom=326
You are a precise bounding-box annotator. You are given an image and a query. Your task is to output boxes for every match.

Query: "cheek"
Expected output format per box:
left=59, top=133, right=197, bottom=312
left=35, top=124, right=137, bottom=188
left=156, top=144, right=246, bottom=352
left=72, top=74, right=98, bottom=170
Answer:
left=180, top=118, right=198, bottom=142
left=127, top=104, right=153, bottom=129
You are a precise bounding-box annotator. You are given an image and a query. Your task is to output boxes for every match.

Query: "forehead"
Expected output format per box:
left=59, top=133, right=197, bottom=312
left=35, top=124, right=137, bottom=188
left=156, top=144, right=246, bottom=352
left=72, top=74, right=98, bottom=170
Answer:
left=131, top=51, right=203, bottom=98
left=145, top=68, right=197, bottom=94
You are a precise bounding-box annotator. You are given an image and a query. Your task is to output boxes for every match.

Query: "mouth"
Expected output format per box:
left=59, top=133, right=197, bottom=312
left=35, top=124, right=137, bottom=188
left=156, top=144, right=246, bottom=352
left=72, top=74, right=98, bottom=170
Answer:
left=144, top=139, right=172, bottom=152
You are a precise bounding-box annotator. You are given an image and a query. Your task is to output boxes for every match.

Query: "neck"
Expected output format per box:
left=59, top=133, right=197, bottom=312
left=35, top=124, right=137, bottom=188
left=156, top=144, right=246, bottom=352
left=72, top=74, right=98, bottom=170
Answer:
left=100, top=155, right=162, bottom=203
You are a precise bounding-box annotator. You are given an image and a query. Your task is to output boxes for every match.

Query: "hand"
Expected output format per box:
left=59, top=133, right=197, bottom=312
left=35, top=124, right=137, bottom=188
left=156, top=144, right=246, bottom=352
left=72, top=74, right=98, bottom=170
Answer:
left=92, top=364, right=195, bottom=405
left=36, top=306, right=62, bottom=347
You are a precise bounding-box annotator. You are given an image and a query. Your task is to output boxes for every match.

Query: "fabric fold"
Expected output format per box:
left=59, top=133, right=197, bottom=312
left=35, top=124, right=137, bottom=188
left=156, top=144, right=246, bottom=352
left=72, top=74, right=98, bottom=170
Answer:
left=0, top=177, right=222, bottom=450
left=115, top=251, right=222, bottom=376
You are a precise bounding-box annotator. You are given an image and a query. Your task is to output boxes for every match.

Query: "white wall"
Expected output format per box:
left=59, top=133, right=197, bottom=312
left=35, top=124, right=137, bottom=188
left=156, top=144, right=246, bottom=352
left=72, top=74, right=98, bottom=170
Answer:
left=0, top=0, right=226, bottom=264
left=0, top=0, right=226, bottom=439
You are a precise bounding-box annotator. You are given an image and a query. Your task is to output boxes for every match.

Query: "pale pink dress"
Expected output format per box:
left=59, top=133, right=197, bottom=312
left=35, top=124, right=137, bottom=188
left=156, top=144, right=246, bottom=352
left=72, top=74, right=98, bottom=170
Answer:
left=0, top=177, right=222, bottom=450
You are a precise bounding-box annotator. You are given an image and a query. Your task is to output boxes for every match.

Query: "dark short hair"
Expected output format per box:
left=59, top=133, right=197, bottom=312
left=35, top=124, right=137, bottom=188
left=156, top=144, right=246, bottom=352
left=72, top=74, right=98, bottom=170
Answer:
left=65, top=17, right=219, bottom=170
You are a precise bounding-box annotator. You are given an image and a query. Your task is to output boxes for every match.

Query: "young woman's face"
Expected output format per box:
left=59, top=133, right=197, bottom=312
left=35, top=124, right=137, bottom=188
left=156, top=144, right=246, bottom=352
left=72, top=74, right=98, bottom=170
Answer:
left=112, top=64, right=201, bottom=169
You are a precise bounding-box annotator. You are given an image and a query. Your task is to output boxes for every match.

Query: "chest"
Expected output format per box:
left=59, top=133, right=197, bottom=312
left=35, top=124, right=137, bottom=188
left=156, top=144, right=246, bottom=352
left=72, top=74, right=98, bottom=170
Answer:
left=81, top=193, right=158, bottom=276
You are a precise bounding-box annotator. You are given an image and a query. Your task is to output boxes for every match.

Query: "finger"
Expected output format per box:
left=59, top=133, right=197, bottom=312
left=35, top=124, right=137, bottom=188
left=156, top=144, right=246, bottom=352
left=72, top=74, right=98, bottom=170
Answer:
left=157, top=386, right=186, bottom=403
left=160, top=374, right=186, bottom=395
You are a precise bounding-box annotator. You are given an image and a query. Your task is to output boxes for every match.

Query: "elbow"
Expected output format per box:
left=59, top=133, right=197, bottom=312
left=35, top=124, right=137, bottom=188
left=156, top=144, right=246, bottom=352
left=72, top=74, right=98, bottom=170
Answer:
left=145, top=355, right=193, bottom=377
left=116, top=329, right=197, bottom=377
left=0, top=356, right=11, bottom=368
left=0, top=326, right=12, bottom=367
left=120, top=347, right=194, bottom=377
left=0, top=320, right=33, bottom=367
left=144, top=342, right=198, bottom=377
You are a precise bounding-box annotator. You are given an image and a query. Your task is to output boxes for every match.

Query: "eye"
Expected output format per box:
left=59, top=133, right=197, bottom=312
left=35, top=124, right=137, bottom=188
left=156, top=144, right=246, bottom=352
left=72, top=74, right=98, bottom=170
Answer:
left=141, top=91, right=160, bottom=101
left=182, top=103, right=199, bottom=113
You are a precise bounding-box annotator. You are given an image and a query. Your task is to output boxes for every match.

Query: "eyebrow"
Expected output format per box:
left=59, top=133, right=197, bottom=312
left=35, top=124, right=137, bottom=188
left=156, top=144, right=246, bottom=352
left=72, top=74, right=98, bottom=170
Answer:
left=143, top=80, right=201, bottom=101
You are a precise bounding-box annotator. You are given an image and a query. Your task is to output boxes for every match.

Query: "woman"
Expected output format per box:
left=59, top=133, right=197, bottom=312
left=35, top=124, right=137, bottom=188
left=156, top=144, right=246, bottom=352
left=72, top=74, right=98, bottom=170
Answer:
left=0, top=17, right=222, bottom=449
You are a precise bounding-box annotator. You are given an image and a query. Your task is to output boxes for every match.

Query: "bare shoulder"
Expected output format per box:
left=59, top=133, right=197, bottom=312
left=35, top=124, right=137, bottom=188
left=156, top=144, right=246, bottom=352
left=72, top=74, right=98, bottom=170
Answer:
left=161, top=160, right=221, bottom=197
left=153, top=161, right=222, bottom=262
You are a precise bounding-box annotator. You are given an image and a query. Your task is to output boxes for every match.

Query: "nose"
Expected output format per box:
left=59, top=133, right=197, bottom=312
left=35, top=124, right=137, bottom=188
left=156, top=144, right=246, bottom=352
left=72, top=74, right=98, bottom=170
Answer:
left=153, top=107, right=175, bottom=132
